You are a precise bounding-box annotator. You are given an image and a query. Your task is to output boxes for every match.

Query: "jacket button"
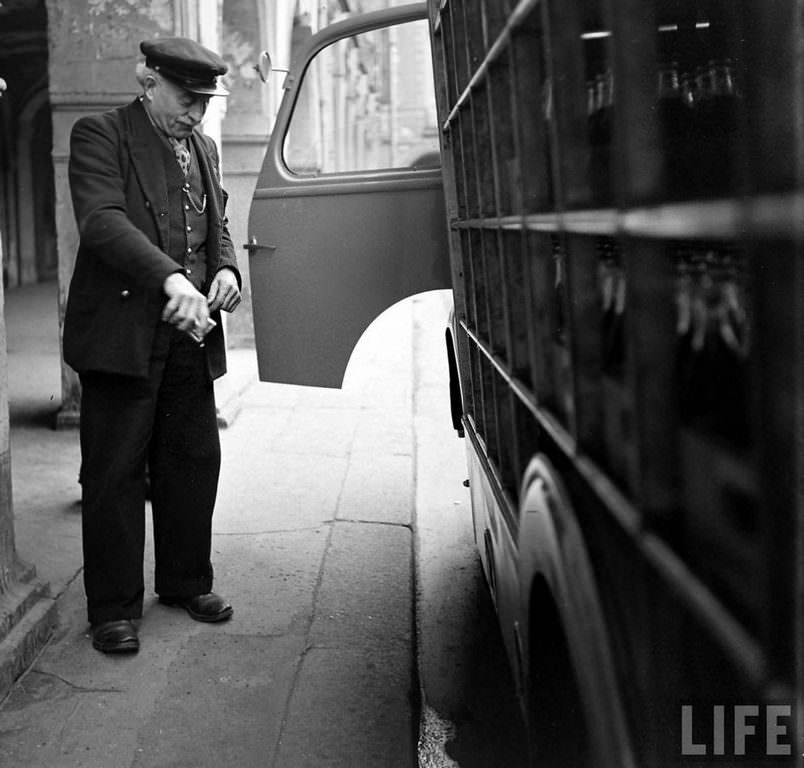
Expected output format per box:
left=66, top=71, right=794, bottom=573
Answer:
left=145, top=201, right=151, bottom=208
left=120, top=289, right=130, bottom=299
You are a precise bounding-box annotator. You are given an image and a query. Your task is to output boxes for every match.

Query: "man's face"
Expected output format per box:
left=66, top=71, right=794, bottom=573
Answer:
left=145, top=74, right=210, bottom=138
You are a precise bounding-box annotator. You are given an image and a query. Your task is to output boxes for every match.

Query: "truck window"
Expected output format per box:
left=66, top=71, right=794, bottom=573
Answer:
left=284, top=19, right=439, bottom=175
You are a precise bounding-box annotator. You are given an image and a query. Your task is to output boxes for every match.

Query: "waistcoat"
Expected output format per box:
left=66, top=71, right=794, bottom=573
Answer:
left=163, top=138, right=209, bottom=290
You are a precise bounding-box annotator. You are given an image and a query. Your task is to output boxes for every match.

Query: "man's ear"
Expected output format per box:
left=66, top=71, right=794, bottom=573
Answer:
left=141, top=71, right=159, bottom=101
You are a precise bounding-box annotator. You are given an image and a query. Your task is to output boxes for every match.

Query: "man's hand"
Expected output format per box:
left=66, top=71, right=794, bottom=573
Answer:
left=207, top=268, right=241, bottom=313
left=162, top=272, right=209, bottom=332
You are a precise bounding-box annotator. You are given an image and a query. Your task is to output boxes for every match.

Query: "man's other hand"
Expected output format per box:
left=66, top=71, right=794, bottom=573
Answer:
left=207, top=267, right=241, bottom=313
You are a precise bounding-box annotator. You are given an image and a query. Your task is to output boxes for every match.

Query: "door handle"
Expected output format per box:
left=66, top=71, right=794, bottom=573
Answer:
left=243, top=237, right=276, bottom=256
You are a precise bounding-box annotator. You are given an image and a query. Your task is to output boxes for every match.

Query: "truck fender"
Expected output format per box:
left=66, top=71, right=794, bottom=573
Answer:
left=444, top=310, right=464, bottom=436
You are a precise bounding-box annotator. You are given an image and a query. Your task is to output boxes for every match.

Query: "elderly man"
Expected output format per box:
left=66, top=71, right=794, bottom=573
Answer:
left=64, top=37, right=241, bottom=653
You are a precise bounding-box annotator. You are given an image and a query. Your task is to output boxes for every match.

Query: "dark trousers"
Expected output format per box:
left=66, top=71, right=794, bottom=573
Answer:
left=79, top=324, right=220, bottom=625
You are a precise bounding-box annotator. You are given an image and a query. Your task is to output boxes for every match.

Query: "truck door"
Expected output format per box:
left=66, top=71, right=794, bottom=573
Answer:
left=247, top=3, right=449, bottom=388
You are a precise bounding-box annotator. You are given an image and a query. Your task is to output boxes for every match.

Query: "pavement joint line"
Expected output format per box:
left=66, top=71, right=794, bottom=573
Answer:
left=26, top=668, right=123, bottom=694
left=232, top=450, right=354, bottom=457
left=332, top=517, right=413, bottom=530
left=269, top=463, right=344, bottom=768
left=50, top=567, right=84, bottom=601
left=303, top=640, right=411, bottom=652
left=349, top=450, right=414, bottom=458
left=56, top=699, right=82, bottom=754
left=238, top=402, right=372, bottom=410
left=198, top=631, right=288, bottom=640
left=213, top=525, right=332, bottom=536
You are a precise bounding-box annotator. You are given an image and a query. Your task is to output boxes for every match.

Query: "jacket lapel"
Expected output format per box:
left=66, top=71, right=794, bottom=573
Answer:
left=191, top=132, right=223, bottom=270
left=126, top=99, right=171, bottom=250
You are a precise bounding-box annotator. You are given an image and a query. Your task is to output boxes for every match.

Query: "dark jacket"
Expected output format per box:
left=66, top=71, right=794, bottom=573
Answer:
left=64, top=97, right=240, bottom=380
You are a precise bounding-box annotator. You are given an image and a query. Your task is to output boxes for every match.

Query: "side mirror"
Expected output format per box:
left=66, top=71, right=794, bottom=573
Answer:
left=255, top=51, right=288, bottom=84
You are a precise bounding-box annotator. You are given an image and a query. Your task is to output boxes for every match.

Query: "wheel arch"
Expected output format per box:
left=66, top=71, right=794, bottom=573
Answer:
left=517, top=453, right=636, bottom=768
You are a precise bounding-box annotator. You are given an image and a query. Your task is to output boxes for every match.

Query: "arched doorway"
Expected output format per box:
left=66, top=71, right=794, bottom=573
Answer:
left=0, top=0, right=54, bottom=289
left=17, top=83, right=58, bottom=286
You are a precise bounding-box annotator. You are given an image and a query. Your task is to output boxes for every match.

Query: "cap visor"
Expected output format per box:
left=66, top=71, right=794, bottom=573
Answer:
left=186, top=82, right=229, bottom=96
left=159, top=71, right=229, bottom=97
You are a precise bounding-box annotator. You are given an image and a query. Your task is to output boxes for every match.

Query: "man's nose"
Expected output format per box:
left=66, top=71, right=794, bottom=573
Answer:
left=187, top=101, right=206, bottom=121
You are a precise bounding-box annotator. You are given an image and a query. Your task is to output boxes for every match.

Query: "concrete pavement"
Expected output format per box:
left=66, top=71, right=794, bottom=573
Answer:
left=0, top=281, right=465, bottom=768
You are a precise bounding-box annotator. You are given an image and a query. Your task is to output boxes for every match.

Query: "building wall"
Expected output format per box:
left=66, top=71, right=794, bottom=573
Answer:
left=220, top=0, right=294, bottom=347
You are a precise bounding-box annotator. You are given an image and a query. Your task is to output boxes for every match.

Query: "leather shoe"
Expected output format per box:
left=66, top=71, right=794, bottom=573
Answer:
left=160, top=592, right=233, bottom=623
left=91, top=619, right=139, bottom=654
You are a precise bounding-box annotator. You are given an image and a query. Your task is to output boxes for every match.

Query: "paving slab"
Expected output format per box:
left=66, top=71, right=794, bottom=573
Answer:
left=211, top=531, right=329, bottom=636
left=131, top=634, right=303, bottom=768
left=337, top=454, right=414, bottom=526
left=215, top=447, right=349, bottom=532
left=275, top=647, right=415, bottom=768
left=310, top=522, right=413, bottom=649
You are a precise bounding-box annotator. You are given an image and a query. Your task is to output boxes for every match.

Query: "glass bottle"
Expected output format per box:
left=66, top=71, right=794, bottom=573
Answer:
left=588, top=70, right=613, bottom=205
left=709, top=59, right=740, bottom=194
left=657, top=62, right=687, bottom=198
left=552, top=236, right=567, bottom=345
left=601, top=242, right=625, bottom=376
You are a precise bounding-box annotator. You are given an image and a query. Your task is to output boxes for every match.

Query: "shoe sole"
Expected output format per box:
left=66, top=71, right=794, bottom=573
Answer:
left=92, top=639, right=139, bottom=653
left=185, top=605, right=233, bottom=623
left=159, top=597, right=234, bottom=623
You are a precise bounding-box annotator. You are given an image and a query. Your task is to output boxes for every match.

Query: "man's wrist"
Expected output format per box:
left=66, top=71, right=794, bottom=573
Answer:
left=215, top=266, right=241, bottom=289
left=163, top=270, right=191, bottom=295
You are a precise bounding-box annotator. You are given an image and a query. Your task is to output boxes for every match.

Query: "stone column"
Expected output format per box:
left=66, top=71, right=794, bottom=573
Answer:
left=0, top=237, right=14, bottom=589
left=0, top=223, right=57, bottom=698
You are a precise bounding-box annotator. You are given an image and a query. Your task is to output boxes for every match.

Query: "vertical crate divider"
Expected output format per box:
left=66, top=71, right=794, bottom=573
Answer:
left=488, top=54, right=517, bottom=216
left=502, top=228, right=531, bottom=386
left=545, top=0, right=596, bottom=209
left=526, top=231, right=557, bottom=418
left=481, top=0, right=509, bottom=46
left=510, top=5, right=554, bottom=212
left=565, top=234, right=606, bottom=466
left=623, top=240, right=678, bottom=522
left=474, top=84, right=496, bottom=219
